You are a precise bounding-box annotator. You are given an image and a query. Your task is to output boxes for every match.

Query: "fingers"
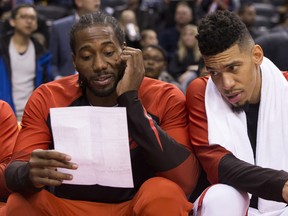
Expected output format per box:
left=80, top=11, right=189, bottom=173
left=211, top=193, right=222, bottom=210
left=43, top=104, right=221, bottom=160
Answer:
left=29, top=167, right=73, bottom=188
left=29, top=149, right=78, bottom=188
left=117, top=46, right=145, bottom=95
left=30, top=149, right=77, bottom=169
left=121, top=47, right=144, bottom=70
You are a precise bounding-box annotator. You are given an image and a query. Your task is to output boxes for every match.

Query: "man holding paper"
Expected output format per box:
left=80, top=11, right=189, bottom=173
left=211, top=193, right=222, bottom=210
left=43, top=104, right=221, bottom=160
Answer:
left=3, top=11, right=199, bottom=216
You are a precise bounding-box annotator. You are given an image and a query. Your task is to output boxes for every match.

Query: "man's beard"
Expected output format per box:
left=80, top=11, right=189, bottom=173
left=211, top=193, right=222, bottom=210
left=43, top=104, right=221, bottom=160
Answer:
left=78, top=63, right=126, bottom=97
left=78, top=73, right=118, bottom=97
left=231, top=101, right=250, bottom=113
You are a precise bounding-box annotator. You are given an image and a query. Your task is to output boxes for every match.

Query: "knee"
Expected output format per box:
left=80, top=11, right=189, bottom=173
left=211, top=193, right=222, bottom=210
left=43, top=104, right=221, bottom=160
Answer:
left=139, top=177, right=186, bottom=200
left=6, top=192, right=35, bottom=216
left=195, top=184, right=249, bottom=216
left=132, top=177, right=192, bottom=215
left=5, top=190, right=48, bottom=216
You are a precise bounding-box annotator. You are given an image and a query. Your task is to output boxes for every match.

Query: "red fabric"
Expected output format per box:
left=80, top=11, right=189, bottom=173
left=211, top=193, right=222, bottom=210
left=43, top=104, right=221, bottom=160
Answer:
left=0, top=100, right=19, bottom=199
left=4, top=177, right=193, bottom=216
left=186, top=76, right=231, bottom=184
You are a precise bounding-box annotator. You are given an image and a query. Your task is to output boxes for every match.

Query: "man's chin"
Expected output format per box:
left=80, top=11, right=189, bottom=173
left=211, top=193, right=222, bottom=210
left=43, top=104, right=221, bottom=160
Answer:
left=88, top=83, right=118, bottom=97
left=231, top=101, right=250, bottom=113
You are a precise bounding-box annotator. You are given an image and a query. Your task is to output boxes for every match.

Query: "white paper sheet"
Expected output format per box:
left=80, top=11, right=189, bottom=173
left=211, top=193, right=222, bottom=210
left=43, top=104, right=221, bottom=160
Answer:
left=50, top=106, right=134, bottom=188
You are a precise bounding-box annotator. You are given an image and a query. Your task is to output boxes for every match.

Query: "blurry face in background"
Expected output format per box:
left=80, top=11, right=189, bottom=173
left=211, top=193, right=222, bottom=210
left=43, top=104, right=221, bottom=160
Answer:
left=120, top=10, right=137, bottom=26
left=175, top=4, right=193, bottom=27
left=143, top=47, right=166, bottom=79
left=140, top=30, right=158, bottom=47
left=182, top=26, right=197, bottom=48
left=76, top=0, right=101, bottom=14
left=10, top=7, right=37, bottom=37
left=240, top=5, right=256, bottom=27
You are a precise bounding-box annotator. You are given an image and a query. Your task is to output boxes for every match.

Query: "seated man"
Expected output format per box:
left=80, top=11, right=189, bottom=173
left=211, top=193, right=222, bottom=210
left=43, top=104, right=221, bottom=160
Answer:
left=3, top=11, right=199, bottom=216
left=0, top=100, right=19, bottom=203
left=186, top=10, right=288, bottom=216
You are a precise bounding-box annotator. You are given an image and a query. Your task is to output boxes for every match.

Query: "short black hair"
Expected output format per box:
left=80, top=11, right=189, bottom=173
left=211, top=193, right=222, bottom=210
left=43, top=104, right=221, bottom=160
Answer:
left=70, top=11, right=125, bottom=54
left=11, top=4, right=37, bottom=19
left=142, top=44, right=167, bottom=62
left=196, top=10, right=254, bottom=56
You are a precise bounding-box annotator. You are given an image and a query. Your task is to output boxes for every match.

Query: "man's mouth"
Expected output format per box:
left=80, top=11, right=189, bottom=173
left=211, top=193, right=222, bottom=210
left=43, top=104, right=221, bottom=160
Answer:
left=92, top=75, right=113, bottom=87
left=225, top=92, right=242, bottom=104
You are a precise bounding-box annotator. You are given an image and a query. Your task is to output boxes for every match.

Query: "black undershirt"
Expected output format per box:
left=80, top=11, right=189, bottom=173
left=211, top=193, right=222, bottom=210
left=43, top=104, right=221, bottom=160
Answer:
left=245, top=103, right=260, bottom=208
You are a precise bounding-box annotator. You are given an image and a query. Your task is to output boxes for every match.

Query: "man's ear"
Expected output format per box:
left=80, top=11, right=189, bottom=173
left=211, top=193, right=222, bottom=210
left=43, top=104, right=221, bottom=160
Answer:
left=9, top=18, right=15, bottom=28
left=252, top=44, right=264, bottom=66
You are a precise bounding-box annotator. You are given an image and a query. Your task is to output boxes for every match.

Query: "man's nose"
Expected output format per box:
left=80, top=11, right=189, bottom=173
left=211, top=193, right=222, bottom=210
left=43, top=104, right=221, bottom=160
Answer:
left=92, top=56, right=107, bottom=71
left=222, top=73, right=235, bottom=90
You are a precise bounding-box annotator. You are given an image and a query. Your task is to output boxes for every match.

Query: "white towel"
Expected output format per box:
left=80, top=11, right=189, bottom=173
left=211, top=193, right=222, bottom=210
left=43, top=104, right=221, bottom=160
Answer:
left=205, top=57, right=288, bottom=212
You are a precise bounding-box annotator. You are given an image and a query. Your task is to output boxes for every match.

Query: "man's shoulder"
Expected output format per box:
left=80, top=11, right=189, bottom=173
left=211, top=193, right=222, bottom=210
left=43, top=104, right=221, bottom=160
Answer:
left=30, top=75, right=81, bottom=108
left=185, top=76, right=209, bottom=107
left=38, top=74, right=79, bottom=94
left=140, top=77, right=183, bottom=96
left=0, top=100, right=12, bottom=113
left=187, top=76, right=209, bottom=94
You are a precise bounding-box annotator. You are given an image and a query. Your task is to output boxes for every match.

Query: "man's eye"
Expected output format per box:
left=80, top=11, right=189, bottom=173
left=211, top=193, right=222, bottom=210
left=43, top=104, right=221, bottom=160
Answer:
left=81, top=56, right=90, bottom=61
left=104, top=51, right=114, bottom=56
left=228, top=65, right=238, bottom=72
left=210, top=71, right=219, bottom=76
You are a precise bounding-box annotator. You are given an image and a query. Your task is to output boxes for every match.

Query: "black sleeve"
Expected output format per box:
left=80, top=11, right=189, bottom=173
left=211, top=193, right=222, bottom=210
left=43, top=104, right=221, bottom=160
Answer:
left=219, top=153, right=288, bottom=202
left=117, top=91, right=191, bottom=172
left=5, top=161, right=42, bottom=194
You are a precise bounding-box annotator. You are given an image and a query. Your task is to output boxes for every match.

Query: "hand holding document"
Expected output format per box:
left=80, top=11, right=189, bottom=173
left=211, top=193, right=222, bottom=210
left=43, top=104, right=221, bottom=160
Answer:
left=50, top=106, right=134, bottom=188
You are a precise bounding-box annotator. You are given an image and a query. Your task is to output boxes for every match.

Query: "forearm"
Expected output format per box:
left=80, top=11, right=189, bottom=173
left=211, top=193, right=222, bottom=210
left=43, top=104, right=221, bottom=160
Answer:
left=5, top=161, right=41, bottom=194
left=219, top=154, right=288, bottom=202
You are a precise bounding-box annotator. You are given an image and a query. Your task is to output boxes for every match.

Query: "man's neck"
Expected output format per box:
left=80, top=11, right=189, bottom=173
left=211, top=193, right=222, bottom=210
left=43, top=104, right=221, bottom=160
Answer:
left=86, top=91, right=118, bottom=107
left=11, top=33, right=30, bottom=54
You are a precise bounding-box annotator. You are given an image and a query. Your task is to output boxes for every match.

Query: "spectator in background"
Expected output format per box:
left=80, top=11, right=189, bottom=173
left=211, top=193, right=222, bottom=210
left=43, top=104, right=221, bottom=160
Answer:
left=256, top=31, right=288, bottom=71
left=270, top=12, right=288, bottom=33
left=199, top=0, right=238, bottom=14
left=139, top=29, right=158, bottom=48
left=0, top=100, right=19, bottom=203
left=142, top=44, right=181, bottom=90
left=237, top=2, right=263, bottom=39
left=49, top=0, right=101, bottom=80
left=168, top=24, right=202, bottom=93
left=119, top=9, right=141, bottom=48
left=0, top=1, right=50, bottom=48
left=113, top=0, right=156, bottom=31
left=158, top=1, right=194, bottom=62
left=0, top=4, right=52, bottom=121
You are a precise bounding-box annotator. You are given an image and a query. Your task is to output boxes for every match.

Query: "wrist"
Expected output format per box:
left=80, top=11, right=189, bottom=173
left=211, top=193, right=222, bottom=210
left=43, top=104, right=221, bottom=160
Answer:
left=282, top=181, right=288, bottom=202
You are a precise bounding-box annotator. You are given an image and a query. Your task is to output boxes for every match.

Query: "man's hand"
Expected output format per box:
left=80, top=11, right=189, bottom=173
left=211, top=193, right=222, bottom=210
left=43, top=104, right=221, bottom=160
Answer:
left=116, top=46, right=145, bottom=96
left=28, top=149, right=78, bottom=188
